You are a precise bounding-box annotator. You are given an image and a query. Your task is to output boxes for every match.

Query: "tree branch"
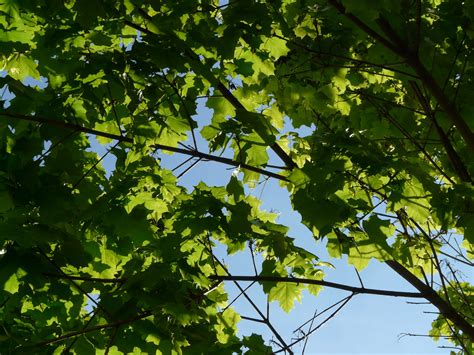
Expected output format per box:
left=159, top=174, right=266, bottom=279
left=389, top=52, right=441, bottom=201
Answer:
left=210, top=275, right=424, bottom=298
left=327, top=0, right=400, bottom=54
left=42, top=273, right=125, bottom=284
left=276, top=35, right=418, bottom=79
left=361, top=91, right=455, bottom=183
left=29, top=311, right=153, bottom=347
left=1, top=112, right=288, bottom=181
left=0, top=112, right=133, bottom=143
left=206, top=251, right=292, bottom=354
left=386, top=260, right=474, bottom=341
left=409, top=81, right=472, bottom=183
left=152, top=144, right=288, bottom=181
left=274, top=294, right=353, bottom=354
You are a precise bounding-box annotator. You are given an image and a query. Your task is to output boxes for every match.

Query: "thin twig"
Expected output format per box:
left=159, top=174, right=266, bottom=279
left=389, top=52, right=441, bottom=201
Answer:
left=160, top=74, right=198, bottom=149
left=73, top=141, right=120, bottom=189
left=105, top=326, right=120, bottom=355
left=37, top=249, right=114, bottom=320
left=106, top=83, right=124, bottom=137
left=276, top=294, right=353, bottom=353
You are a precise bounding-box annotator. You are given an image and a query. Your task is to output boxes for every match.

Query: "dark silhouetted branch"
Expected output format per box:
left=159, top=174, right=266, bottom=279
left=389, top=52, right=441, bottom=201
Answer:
left=211, top=275, right=424, bottom=298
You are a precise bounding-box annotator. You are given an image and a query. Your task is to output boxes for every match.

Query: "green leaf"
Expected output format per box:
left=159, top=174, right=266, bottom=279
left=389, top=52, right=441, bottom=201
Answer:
left=242, top=334, right=273, bottom=354
left=0, top=189, right=14, bottom=212
left=268, top=282, right=302, bottom=313
left=3, top=273, right=19, bottom=293
left=226, top=176, right=244, bottom=201
left=5, top=54, right=40, bottom=81
left=236, top=109, right=276, bottom=146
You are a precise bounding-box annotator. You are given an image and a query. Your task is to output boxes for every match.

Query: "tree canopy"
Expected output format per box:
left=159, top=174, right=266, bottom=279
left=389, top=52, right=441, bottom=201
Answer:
left=0, top=0, right=473, bottom=353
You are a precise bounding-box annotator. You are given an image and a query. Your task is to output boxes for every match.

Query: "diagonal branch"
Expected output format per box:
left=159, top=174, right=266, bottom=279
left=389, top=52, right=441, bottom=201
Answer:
left=327, top=0, right=400, bottom=54
left=73, top=141, right=120, bottom=189
left=327, top=1, right=474, bottom=152
left=409, top=81, right=472, bottom=183
left=275, top=35, right=418, bottom=79
left=37, top=248, right=114, bottom=321
left=375, top=16, right=474, bottom=153
left=124, top=18, right=297, bottom=170
left=386, top=259, right=474, bottom=341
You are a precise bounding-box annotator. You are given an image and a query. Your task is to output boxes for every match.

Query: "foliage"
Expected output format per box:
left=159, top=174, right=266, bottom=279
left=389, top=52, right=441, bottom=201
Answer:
left=0, top=0, right=473, bottom=353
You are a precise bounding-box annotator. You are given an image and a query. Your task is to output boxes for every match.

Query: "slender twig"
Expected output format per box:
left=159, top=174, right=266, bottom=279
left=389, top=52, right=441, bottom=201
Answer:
left=414, top=0, right=421, bottom=53
left=249, top=242, right=259, bottom=276
left=275, top=294, right=353, bottom=354
left=73, top=141, right=120, bottom=189
left=0, top=112, right=133, bottom=143
left=409, top=220, right=451, bottom=305
left=302, top=309, right=318, bottom=354
left=106, top=83, right=124, bottom=137
left=347, top=88, right=425, bottom=115
left=446, top=263, right=473, bottom=315
left=354, top=267, right=364, bottom=288
left=222, top=281, right=256, bottom=312
left=274, top=35, right=418, bottom=79
left=398, top=332, right=453, bottom=339
left=328, top=1, right=400, bottom=54
left=205, top=233, right=217, bottom=274
left=386, top=259, right=474, bottom=341
left=172, top=155, right=195, bottom=172
left=34, top=131, right=77, bottom=163
left=437, top=249, right=474, bottom=267
left=175, top=157, right=202, bottom=179
left=105, top=326, right=120, bottom=355
left=63, top=308, right=99, bottom=353
left=445, top=319, right=470, bottom=354
left=208, top=256, right=293, bottom=354
left=241, top=315, right=266, bottom=324
left=37, top=249, right=114, bottom=320
left=0, top=297, right=10, bottom=309
left=362, top=92, right=455, bottom=183
left=160, top=74, right=198, bottom=149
